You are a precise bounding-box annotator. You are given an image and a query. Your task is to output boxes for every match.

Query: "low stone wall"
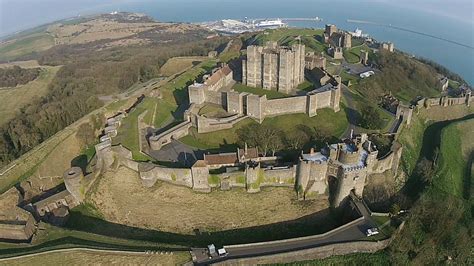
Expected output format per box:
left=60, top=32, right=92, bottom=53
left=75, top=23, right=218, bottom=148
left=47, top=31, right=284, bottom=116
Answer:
left=196, top=114, right=246, bottom=133
left=149, top=120, right=192, bottom=150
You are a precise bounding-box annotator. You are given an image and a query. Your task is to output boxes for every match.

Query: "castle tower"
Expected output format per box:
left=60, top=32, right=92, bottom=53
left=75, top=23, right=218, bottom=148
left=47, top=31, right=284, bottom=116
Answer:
left=191, top=160, right=211, bottom=193
left=263, top=52, right=278, bottom=89
left=360, top=50, right=369, bottom=65
left=63, top=167, right=85, bottom=203
left=245, top=46, right=263, bottom=87
left=343, top=32, right=352, bottom=48
left=325, top=24, right=337, bottom=37
left=278, top=48, right=295, bottom=93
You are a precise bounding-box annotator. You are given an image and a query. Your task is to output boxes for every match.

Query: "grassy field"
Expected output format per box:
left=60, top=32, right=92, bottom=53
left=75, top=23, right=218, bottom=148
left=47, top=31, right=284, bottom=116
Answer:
left=198, top=103, right=230, bottom=118
left=181, top=106, right=349, bottom=150
left=343, top=44, right=371, bottom=64
left=0, top=65, right=61, bottom=126
left=85, top=166, right=336, bottom=246
left=0, top=33, right=54, bottom=61
left=4, top=250, right=191, bottom=265
left=232, top=83, right=290, bottom=99
left=434, top=118, right=473, bottom=197
left=159, top=56, right=204, bottom=76
left=113, top=97, right=157, bottom=161
left=255, top=28, right=324, bottom=47
left=160, top=60, right=216, bottom=105
left=284, top=251, right=391, bottom=265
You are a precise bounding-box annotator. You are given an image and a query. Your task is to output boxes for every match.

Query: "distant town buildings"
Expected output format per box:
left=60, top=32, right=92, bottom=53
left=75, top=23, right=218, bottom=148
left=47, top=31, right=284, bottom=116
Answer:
left=242, top=42, right=305, bottom=93
left=380, top=42, right=394, bottom=52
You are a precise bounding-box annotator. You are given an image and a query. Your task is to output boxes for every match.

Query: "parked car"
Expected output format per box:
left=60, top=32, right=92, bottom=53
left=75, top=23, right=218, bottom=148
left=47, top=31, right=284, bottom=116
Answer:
left=218, top=248, right=228, bottom=257
left=366, top=228, right=379, bottom=237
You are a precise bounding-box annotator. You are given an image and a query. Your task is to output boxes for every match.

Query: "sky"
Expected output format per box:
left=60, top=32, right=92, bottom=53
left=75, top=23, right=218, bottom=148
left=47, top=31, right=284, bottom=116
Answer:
left=0, top=0, right=472, bottom=37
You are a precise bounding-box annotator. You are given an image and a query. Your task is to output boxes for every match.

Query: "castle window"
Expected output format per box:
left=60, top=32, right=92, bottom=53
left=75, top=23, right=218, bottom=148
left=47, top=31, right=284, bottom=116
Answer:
left=353, top=176, right=359, bottom=181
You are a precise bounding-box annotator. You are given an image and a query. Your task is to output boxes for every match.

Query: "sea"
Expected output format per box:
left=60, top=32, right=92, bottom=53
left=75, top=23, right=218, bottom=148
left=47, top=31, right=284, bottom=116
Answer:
left=1, top=0, right=473, bottom=84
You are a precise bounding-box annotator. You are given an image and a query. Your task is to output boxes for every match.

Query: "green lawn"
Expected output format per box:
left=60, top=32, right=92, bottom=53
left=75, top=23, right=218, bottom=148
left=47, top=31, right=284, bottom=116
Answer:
left=113, top=97, right=157, bottom=161
left=180, top=105, right=349, bottom=150
left=161, top=60, right=216, bottom=105
left=142, top=98, right=176, bottom=128
left=232, top=83, right=290, bottom=99
left=180, top=119, right=255, bottom=150
left=343, top=44, right=371, bottom=64
left=198, top=103, right=229, bottom=118
left=296, top=80, right=314, bottom=91
left=255, top=28, right=324, bottom=46
left=282, top=251, right=390, bottom=265
left=434, top=119, right=472, bottom=197
left=218, top=50, right=241, bottom=63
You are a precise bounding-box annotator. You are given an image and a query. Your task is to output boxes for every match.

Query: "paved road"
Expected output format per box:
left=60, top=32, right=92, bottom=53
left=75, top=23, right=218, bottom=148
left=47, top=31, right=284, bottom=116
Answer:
left=193, top=195, right=377, bottom=265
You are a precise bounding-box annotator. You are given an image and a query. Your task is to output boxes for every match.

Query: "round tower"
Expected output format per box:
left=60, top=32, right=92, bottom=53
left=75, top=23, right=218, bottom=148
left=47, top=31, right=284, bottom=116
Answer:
left=63, top=167, right=84, bottom=203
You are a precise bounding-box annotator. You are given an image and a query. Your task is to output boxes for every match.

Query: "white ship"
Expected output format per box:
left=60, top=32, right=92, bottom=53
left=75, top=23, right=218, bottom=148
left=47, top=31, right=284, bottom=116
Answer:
left=254, top=19, right=286, bottom=29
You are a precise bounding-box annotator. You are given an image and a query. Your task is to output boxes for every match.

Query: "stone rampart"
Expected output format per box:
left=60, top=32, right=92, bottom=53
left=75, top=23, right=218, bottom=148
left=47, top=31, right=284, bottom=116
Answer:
left=139, top=163, right=193, bottom=188
left=196, top=114, right=245, bottom=133
left=149, top=120, right=192, bottom=150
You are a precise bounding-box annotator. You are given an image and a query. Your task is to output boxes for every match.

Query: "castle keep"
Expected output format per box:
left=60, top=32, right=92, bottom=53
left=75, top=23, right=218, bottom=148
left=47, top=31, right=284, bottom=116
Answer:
left=242, top=42, right=305, bottom=93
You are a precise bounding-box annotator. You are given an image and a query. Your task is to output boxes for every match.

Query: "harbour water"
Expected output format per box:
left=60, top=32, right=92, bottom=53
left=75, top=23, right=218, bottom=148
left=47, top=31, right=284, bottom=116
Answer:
left=1, top=0, right=473, bottom=84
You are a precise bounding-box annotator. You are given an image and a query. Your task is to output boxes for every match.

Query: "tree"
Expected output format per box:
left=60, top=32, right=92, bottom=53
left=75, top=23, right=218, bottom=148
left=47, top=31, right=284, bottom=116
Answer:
left=76, top=123, right=96, bottom=148
left=359, top=105, right=384, bottom=129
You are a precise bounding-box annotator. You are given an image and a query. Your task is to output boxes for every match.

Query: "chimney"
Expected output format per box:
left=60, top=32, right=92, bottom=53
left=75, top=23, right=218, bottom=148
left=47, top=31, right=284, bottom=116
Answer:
left=244, top=142, right=248, bottom=154
left=310, top=148, right=315, bottom=154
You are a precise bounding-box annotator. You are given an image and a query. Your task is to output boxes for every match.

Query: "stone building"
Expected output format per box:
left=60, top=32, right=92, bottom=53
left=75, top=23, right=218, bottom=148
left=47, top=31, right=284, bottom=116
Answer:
left=242, top=42, right=305, bottom=93
left=380, top=42, right=394, bottom=52
left=324, top=24, right=352, bottom=48
left=328, top=47, right=343, bottom=59
left=0, top=188, right=37, bottom=242
left=305, top=52, right=326, bottom=70
left=296, top=133, right=402, bottom=207
left=188, top=64, right=233, bottom=105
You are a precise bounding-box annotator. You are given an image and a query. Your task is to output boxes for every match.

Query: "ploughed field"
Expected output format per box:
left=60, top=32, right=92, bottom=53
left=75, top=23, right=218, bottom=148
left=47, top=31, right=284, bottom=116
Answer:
left=90, top=167, right=328, bottom=234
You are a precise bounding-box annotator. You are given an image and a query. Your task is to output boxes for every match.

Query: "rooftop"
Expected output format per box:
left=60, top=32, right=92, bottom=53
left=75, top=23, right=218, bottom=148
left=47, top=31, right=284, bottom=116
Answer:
left=204, top=152, right=238, bottom=166
left=302, top=152, right=328, bottom=163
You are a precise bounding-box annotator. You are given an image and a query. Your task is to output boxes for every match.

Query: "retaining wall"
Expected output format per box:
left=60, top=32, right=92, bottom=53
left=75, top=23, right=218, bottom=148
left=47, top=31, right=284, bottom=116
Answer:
left=196, top=114, right=245, bottom=133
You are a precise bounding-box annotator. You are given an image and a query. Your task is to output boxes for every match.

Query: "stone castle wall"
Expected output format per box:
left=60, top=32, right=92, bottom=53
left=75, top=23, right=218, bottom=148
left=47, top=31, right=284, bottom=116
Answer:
left=139, top=163, right=193, bottom=188
left=264, top=96, right=307, bottom=116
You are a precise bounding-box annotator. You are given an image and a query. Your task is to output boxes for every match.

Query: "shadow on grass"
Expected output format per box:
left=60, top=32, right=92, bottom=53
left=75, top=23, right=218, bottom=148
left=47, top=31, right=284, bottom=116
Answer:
left=403, top=114, right=474, bottom=201
left=65, top=207, right=344, bottom=248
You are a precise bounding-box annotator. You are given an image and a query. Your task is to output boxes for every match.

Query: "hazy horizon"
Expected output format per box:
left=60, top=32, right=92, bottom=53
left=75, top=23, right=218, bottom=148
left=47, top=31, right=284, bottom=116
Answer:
left=1, top=0, right=472, bottom=37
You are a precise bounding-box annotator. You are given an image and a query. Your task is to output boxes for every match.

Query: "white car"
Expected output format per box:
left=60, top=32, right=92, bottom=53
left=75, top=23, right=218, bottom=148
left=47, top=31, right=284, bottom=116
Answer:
left=218, top=248, right=228, bottom=257
left=366, top=228, right=379, bottom=237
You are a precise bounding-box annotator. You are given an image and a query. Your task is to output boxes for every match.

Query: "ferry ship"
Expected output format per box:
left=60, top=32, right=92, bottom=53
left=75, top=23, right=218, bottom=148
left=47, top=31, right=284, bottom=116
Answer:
left=254, top=19, right=286, bottom=29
